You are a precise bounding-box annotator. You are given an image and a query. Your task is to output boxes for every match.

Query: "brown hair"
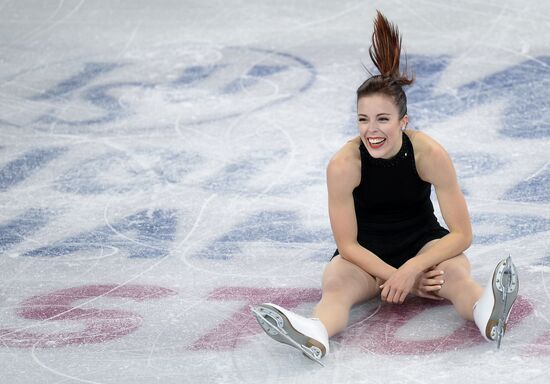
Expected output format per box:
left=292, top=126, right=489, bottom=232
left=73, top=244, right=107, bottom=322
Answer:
left=357, top=11, right=414, bottom=119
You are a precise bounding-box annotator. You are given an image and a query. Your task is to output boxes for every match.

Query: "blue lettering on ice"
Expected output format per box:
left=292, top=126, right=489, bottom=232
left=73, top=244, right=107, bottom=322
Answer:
left=406, top=55, right=450, bottom=109
left=266, top=49, right=316, bottom=93
left=55, top=153, right=121, bottom=194
left=405, top=55, right=550, bottom=138
left=0, top=147, right=66, bottom=191
left=25, top=209, right=178, bottom=258
left=464, top=57, right=550, bottom=139
left=248, top=64, right=288, bottom=77
left=203, top=150, right=288, bottom=193
left=55, top=150, right=201, bottom=194
left=0, top=209, right=52, bottom=252
left=29, top=47, right=316, bottom=128
left=450, top=152, right=504, bottom=195
left=222, top=64, right=289, bottom=94
left=173, top=64, right=224, bottom=86
left=504, top=165, right=550, bottom=203
left=472, top=213, right=550, bottom=245
left=38, top=81, right=150, bottom=126
left=0, top=119, right=19, bottom=128
left=450, top=153, right=503, bottom=179
left=202, top=210, right=332, bottom=260
left=32, top=62, right=120, bottom=100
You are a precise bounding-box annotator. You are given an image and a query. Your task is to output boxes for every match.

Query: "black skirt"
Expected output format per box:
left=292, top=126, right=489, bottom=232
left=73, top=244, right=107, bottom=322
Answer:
left=332, top=215, right=450, bottom=268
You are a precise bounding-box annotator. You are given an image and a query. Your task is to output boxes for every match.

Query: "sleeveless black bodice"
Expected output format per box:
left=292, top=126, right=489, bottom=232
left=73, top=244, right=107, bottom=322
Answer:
left=353, top=132, right=435, bottom=232
left=336, top=132, right=449, bottom=267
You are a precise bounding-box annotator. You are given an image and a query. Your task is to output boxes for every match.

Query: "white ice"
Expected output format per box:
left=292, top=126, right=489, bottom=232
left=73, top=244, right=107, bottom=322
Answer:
left=1, top=1, right=549, bottom=383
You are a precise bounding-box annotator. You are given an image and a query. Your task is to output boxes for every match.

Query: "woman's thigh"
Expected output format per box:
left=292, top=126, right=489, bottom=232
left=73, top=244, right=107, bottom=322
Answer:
left=416, top=239, right=473, bottom=296
left=321, top=255, right=380, bottom=305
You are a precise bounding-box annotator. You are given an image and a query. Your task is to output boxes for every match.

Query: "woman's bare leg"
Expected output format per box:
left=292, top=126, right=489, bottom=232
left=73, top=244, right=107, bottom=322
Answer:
left=436, top=254, right=483, bottom=320
left=418, top=240, right=483, bottom=320
left=313, top=255, right=380, bottom=337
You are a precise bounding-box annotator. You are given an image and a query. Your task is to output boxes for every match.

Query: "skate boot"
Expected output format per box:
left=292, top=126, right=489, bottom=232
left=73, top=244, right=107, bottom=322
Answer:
left=473, top=255, right=519, bottom=348
left=251, top=303, right=329, bottom=366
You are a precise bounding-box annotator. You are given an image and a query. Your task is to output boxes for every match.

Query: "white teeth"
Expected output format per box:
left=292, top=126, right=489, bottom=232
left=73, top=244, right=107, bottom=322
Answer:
left=368, top=138, right=385, bottom=144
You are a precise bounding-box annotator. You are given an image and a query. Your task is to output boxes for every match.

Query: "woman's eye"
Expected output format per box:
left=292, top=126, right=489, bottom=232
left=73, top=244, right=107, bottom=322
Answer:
left=379, top=118, right=389, bottom=122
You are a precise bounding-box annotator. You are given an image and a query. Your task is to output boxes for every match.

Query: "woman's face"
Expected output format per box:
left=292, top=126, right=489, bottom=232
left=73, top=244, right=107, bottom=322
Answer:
left=357, top=94, right=408, bottom=159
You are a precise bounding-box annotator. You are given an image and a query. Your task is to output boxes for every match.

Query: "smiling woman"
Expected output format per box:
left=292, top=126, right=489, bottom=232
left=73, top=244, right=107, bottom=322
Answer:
left=357, top=95, right=404, bottom=158
left=252, top=10, right=519, bottom=364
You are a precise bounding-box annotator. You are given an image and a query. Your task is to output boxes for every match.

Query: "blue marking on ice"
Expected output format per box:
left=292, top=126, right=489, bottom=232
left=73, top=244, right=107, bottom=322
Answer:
left=0, top=147, right=66, bottom=191
left=504, top=166, right=550, bottom=203
left=173, top=64, right=224, bottom=86
left=201, top=210, right=332, bottom=260
left=407, top=55, right=550, bottom=138
left=203, top=150, right=288, bottom=194
left=24, top=209, right=178, bottom=258
left=24, top=46, right=317, bottom=129
left=222, top=77, right=260, bottom=94
left=37, top=81, right=151, bottom=126
left=451, top=153, right=503, bottom=179
left=32, top=62, right=121, bottom=100
left=222, top=63, right=289, bottom=94
left=55, top=150, right=201, bottom=194
left=248, top=64, right=289, bottom=77
left=472, top=213, right=550, bottom=245
left=0, top=208, right=52, bottom=252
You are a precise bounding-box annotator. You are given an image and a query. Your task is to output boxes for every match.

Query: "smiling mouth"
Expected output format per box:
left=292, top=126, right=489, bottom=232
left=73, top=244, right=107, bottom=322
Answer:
left=367, top=137, right=386, bottom=149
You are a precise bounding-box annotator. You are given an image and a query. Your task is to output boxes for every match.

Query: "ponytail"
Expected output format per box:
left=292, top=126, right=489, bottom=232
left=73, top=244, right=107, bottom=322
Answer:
left=369, top=10, right=413, bottom=85
left=357, top=11, right=414, bottom=118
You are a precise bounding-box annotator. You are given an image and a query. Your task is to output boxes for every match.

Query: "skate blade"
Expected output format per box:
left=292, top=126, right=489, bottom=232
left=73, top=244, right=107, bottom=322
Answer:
left=485, top=257, right=519, bottom=344
left=251, top=305, right=326, bottom=366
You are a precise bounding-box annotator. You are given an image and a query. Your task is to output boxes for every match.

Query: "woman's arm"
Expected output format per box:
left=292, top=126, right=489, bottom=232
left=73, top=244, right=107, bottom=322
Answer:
left=327, top=145, right=396, bottom=281
left=407, top=132, right=473, bottom=271
left=379, top=132, right=472, bottom=304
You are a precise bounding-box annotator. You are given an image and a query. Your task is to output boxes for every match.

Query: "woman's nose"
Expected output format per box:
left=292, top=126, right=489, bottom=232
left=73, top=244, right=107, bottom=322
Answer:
left=366, top=123, right=379, bottom=133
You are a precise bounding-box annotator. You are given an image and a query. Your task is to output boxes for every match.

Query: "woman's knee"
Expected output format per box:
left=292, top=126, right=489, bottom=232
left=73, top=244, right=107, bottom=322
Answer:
left=322, top=274, right=353, bottom=295
left=437, top=254, right=471, bottom=284
left=321, top=256, right=378, bottom=300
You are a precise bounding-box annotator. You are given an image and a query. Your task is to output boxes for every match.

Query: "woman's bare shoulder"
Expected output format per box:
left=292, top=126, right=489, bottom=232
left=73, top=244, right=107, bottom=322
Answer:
left=327, top=137, right=362, bottom=187
left=406, top=129, right=448, bottom=158
left=406, top=129, right=453, bottom=182
left=328, top=137, right=361, bottom=167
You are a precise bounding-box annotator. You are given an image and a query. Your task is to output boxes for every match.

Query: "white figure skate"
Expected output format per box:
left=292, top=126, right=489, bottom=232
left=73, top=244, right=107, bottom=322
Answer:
left=473, top=255, right=519, bottom=348
left=251, top=303, right=329, bottom=366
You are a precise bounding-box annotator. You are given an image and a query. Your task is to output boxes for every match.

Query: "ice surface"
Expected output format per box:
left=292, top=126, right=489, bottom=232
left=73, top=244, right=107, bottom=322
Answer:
left=1, top=1, right=549, bottom=383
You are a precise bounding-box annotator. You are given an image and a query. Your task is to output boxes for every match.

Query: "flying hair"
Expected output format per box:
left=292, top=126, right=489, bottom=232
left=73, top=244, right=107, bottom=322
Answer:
left=357, top=11, right=414, bottom=118
left=369, top=10, right=414, bottom=85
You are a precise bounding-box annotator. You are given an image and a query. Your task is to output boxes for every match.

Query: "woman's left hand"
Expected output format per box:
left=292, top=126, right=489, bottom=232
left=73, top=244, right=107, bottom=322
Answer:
left=379, top=260, right=422, bottom=304
left=412, top=266, right=445, bottom=300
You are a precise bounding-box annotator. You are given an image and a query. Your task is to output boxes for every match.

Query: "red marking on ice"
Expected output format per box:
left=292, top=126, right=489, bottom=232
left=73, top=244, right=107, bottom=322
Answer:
left=188, top=287, right=321, bottom=351
left=524, top=331, right=550, bottom=356
left=190, top=287, right=534, bottom=355
left=337, top=296, right=533, bottom=355
left=0, top=284, right=177, bottom=348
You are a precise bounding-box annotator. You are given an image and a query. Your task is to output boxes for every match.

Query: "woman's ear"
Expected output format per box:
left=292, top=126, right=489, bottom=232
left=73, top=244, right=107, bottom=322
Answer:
left=401, top=115, right=409, bottom=130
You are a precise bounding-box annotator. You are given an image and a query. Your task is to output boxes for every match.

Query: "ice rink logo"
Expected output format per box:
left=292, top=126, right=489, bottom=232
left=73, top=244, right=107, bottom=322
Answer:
left=5, top=45, right=316, bottom=133
left=1, top=284, right=542, bottom=356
